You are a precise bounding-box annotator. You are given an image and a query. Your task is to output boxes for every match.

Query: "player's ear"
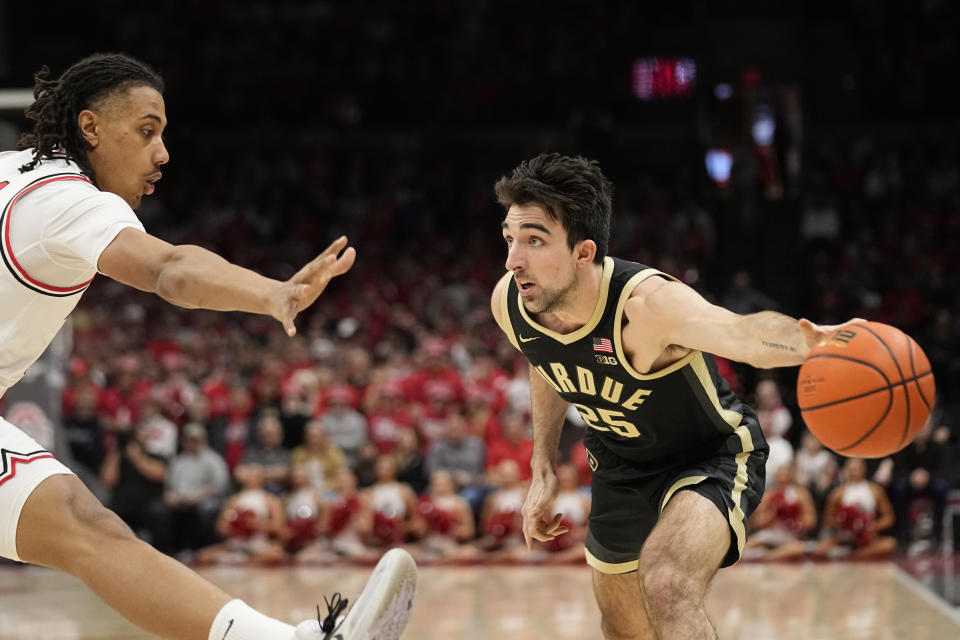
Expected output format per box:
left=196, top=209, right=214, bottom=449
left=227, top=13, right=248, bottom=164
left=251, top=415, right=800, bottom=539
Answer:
left=77, top=110, right=100, bottom=149
left=575, top=239, right=596, bottom=266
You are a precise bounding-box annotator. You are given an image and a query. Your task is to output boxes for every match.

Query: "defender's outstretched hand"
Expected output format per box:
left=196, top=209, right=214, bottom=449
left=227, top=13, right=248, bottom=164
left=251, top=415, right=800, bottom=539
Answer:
left=797, top=317, right=866, bottom=356
left=273, top=236, right=357, bottom=336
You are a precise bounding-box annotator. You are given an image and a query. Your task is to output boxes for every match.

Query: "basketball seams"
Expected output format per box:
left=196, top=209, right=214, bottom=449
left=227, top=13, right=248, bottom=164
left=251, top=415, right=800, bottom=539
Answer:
left=798, top=373, right=933, bottom=412
left=899, top=336, right=918, bottom=448
left=797, top=353, right=892, bottom=411
left=800, top=372, right=930, bottom=411
left=799, top=351, right=893, bottom=453
left=857, top=323, right=912, bottom=448
left=907, top=338, right=932, bottom=412
left=855, top=323, right=906, bottom=382
left=834, top=384, right=895, bottom=453
left=798, top=322, right=935, bottom=458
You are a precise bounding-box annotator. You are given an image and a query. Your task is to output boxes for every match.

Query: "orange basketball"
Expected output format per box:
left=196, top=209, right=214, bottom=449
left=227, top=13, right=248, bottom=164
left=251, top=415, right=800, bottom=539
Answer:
left=796, top=321, right=936, bottom=458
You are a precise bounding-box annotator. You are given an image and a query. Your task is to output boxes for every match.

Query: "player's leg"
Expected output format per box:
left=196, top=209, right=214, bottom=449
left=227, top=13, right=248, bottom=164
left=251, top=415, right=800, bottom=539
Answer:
left=638, top=444, right=766, bottom=640
left=591, top=569, right=656, bottom=640
left=4, top=420, right=417, bottom=640
left=637, top=490, right=729, bottom=640
left=18, top=474, right=418, bottom=639
left=16, top=472, right=267, bottom=639
left=581, top=438, right=665, bottom=639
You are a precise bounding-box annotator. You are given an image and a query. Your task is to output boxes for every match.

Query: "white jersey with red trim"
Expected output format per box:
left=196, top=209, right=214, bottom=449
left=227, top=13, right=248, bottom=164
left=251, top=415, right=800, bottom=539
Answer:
left=0, top=149, right=144, bottom=397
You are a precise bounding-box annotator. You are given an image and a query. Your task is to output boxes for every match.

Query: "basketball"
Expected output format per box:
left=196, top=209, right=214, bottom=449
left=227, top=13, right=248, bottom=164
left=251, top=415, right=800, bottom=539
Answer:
left=796, top=321, right=936, bottom=458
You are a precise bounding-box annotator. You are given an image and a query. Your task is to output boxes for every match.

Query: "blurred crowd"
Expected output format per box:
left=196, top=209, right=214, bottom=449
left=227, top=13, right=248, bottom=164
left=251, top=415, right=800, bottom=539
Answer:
left=1, top=1, right=958, bottom=567
left=53, top=327, right=594, bottom=566
left=2, top=126, right=947, bottom=567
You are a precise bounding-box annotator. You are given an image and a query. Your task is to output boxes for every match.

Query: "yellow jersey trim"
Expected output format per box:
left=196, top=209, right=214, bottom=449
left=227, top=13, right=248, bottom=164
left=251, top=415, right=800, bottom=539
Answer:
left=689, top=352, right=743, bottom=429
left=497, top=271, right=521, bottom=351
left=612, top=268, right=700, bottom=380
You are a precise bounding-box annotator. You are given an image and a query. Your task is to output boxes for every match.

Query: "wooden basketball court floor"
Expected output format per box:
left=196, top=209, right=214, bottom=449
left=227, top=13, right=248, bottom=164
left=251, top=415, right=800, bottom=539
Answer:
left=1, top=561, right=959, bottom=639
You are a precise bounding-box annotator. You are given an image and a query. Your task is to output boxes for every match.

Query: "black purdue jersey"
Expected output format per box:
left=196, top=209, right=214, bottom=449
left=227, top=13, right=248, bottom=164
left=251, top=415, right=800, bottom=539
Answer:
left=499, top=257, right=766, bottom=468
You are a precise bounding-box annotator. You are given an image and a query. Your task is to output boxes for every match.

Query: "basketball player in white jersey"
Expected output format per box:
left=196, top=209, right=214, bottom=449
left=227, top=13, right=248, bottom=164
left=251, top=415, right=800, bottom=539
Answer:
left=0, top=53, right=417, bottom=640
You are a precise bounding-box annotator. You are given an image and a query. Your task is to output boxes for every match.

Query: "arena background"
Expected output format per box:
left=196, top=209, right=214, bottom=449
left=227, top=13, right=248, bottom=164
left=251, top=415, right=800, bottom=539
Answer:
left=1, top=2, right=959, bottom=638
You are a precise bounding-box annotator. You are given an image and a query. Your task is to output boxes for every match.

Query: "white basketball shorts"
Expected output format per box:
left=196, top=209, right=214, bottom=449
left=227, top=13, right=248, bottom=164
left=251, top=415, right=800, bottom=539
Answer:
left=0, top=417, right=74, bottom=561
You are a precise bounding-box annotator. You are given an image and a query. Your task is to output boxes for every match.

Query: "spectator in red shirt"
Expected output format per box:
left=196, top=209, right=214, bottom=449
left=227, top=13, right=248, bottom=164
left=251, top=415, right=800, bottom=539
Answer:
left=485, top=411, right=533, bottom=482
left=467, top=354, right=509, bottom=414
left=62, top=357, right=101, bottom=419
left=222, top=386, right=254, bottom=471
left=99, top=354, right=153, bottom=432
left=416, top=384, right=460, bottom=449
left=400, top=339, right=464, bottom=406
left=366, top=382, right=415, bottom=455
left=463, top=384, right=502, bottom=443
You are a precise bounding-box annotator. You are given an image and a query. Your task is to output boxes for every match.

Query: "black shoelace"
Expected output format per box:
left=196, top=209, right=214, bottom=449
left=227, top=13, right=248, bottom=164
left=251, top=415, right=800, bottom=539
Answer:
left=318, top=593, right=349, bottom=638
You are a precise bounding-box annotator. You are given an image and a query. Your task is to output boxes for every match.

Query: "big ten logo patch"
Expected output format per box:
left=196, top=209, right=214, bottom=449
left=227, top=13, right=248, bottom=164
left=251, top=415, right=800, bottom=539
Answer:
left=595, top=354, right=618, bottom=365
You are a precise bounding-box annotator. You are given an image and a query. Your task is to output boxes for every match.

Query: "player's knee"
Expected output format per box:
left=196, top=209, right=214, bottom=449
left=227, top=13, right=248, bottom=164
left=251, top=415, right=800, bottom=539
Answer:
left=20, top=476, right=135, bottom=572
left=69, top=488, right=133, bottom=542
left=594, top=576, right=652, bottom=639
left=639, top=560, right=691, bottom=618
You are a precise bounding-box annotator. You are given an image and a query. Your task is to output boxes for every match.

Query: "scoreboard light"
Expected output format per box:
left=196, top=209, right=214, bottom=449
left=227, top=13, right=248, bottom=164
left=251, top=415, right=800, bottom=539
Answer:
left=632, top=58, right=696, bottom=101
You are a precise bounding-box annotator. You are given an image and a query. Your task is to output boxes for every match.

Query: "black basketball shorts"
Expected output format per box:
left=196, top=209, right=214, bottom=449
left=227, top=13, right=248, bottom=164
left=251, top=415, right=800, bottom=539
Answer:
left=583, top=437, right=767, bottom=574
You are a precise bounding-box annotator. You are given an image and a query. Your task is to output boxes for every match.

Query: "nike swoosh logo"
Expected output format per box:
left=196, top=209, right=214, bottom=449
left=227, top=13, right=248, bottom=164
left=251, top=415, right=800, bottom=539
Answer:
left=519, top=335, right=540, bottom=342
left=222, top=619, right=234, bottom=640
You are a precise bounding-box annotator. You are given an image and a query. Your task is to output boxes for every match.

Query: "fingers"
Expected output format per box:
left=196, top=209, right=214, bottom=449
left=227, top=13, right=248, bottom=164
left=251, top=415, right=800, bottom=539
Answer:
left=319, top=235, right=349, bottom=260
left=295, top=238, right=356, bottom=290
left=800, top=317, right=868, bottom=334
left=314, top=236, right=349, bottom=271
left=278, top=238, right=356, bottom=331
left=522, top=512, right=568, bottom=549
left=523, top=521, right=533, bottom=551
left=334, top=246, right=357, bottom=276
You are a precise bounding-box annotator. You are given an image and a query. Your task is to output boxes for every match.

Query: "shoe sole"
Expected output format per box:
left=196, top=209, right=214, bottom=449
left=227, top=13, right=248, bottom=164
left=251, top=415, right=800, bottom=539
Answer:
left=335, top=548, right=418, bottom=640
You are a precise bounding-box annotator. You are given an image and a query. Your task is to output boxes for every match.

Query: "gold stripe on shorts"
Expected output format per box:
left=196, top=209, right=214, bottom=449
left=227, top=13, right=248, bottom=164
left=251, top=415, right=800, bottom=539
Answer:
left=585, top=547, right=639, bottom=575
left=659, top=475, right=709, bottom=513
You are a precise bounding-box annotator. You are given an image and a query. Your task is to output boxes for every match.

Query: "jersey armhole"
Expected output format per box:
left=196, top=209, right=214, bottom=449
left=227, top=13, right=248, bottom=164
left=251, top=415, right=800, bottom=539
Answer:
left=612, top=268, right=697, bottom=380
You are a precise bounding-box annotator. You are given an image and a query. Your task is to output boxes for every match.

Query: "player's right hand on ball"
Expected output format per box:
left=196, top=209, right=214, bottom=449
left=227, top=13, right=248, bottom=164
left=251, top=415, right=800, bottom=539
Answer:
left=272, top=236, right=357, bottom=337
left=797, top=317, right=866, bottom=353
left=521, top=467, right=568, bottom=550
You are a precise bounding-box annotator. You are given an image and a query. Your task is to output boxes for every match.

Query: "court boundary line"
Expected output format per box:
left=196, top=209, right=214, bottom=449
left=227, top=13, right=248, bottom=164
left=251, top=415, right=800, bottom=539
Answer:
left=891, top=564, right=960, bottom=629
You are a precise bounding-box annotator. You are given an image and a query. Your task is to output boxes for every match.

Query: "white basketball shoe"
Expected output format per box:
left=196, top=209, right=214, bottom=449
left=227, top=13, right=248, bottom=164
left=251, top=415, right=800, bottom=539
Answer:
left=293, top=548, right=418, bottom=640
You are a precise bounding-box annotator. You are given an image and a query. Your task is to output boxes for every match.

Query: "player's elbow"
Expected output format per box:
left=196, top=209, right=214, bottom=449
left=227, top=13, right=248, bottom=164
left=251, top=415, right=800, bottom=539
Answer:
left=154, top=246, right=201, bottom=308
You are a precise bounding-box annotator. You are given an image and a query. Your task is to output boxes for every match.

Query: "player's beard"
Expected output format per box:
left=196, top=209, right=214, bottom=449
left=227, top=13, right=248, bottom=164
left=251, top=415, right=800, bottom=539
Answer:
left=522, top=271, right=577, bottom=315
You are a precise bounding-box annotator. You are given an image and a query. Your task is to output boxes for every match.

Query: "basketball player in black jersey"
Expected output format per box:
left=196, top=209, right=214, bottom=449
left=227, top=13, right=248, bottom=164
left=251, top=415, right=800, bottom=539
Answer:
left=490, top=153, right=858, bottom=640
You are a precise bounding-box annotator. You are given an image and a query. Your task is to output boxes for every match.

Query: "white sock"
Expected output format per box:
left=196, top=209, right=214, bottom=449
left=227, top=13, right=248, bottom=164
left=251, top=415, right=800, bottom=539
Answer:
left=208, top=599, right=296, bottom=640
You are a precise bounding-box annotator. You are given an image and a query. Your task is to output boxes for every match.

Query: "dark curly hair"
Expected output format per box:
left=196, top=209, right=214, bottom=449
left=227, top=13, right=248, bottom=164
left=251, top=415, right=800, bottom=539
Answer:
left=17, top=53, right=164, bottom=177
left=494, top=153, right=613, bottom=264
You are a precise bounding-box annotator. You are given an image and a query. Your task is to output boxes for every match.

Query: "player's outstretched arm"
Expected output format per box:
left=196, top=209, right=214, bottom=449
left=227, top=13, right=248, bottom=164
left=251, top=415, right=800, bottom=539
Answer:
left=624, top=276, right=861, bottom=369
left=98, top=229, right=356, bottom=336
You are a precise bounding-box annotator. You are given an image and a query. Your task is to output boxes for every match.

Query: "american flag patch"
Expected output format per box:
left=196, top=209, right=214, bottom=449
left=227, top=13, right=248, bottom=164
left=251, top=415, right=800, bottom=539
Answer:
left=592, top=337, right=614, bottom=353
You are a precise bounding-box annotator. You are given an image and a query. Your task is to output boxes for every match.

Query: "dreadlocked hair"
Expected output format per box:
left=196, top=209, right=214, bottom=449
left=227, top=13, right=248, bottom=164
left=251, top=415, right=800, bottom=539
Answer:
left=17, top=53, right=164, bottom=176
